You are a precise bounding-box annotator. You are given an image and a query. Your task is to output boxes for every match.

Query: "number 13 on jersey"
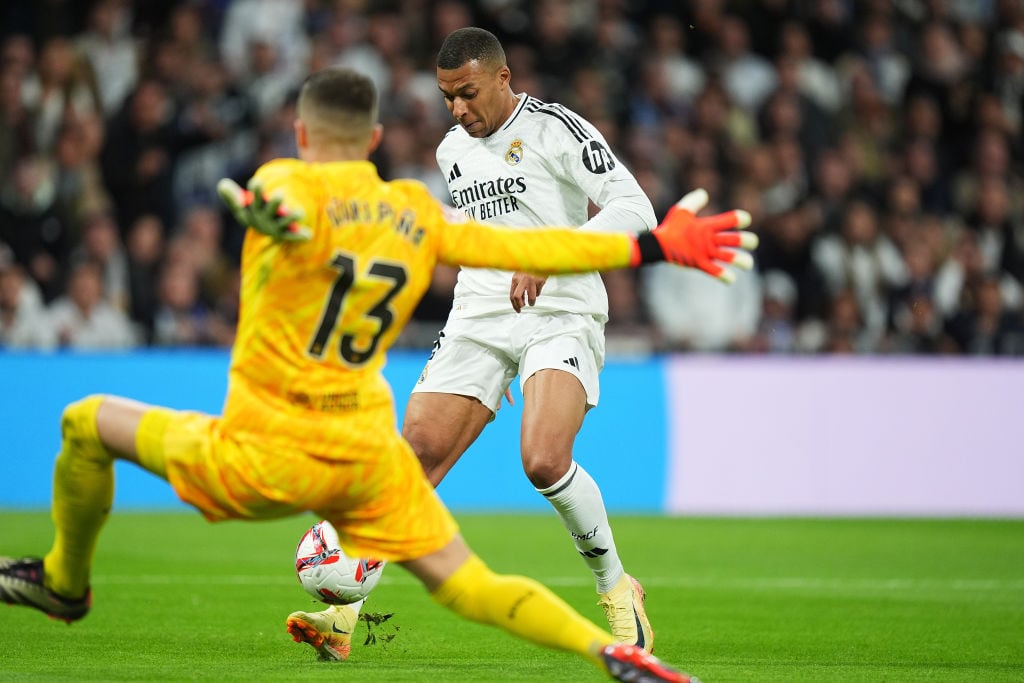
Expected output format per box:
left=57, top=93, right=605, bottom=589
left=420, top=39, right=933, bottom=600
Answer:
left=308, top=251, right=409, bottom=365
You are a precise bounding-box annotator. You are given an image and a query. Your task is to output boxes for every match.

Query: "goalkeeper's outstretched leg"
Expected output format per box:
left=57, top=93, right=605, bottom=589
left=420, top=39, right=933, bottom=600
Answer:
left=0, top=395, right=158, bottom=622
left=399, top=536, right=696, bottom=682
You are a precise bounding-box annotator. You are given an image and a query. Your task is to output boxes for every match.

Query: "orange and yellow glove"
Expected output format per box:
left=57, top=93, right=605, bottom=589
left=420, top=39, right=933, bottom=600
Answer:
left=216, top=178, right=312, bottom=241
left=630, top=188, right=757, bottom=283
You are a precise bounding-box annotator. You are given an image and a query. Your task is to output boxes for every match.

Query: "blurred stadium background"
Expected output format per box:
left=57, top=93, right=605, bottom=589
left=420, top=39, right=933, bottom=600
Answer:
left=1, top=0, right=1023, bottom=516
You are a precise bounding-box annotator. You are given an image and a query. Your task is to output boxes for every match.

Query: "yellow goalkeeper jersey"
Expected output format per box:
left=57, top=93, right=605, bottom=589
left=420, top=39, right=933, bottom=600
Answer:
left=221, top=159, right=634, bottom=456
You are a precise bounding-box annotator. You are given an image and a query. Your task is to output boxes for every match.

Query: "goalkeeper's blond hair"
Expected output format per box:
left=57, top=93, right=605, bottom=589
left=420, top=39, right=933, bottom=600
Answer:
left=297, top=68, right=378, bottom=147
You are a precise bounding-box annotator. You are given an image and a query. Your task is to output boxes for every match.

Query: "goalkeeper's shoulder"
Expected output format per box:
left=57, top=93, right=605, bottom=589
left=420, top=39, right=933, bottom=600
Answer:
left=387, top=177, right=448, bottom=218
left=252, top=157, right=310, bottom=184
left=388, top=175, right=433, bottom=197
left=251, top=159, right=320, bottom=214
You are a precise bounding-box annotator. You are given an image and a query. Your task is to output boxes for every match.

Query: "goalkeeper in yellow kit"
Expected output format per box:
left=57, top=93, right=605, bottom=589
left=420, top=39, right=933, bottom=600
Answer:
left=0, top=67, right=756, bottom=683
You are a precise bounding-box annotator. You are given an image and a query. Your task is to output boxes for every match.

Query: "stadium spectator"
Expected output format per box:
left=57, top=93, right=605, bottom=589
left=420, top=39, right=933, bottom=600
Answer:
left=0, top=50, right=34, bottom=185
left=808, top=148, right=861, bottom=235
left=750, top=269, right=799, bottom=354
left=69, top=210, right=130, bottom=313
left=805, top=0, right=855, bottom=64
left=530, top=0, right=594, bottom=84
left=125, top=213, right=165, bottom=343
left=175, top=204, right=236, bottom=308
left=777, top=19, right=841, bottom=113
left=965, top=176, right=1024, bottom=288
left=152, top=260, right=213, bottom=347
left=763, top=136, right=809, bottom=215
left=945, top=273, right=1024, bottom=354
left=953, top=126, right=1024, bottom=218
left=45, top=259, right=136, bottom=349
left=820, top=287, right=873, bottom=354
left=886, top=288, right=948, bottom=354
left=165, top=3, right=217, bottom=65
left=1, top=33, right=34, bottom=80
left=759, top=55, right=834, bottom=171
left=812, top=199, right=909, bottom=346
left=205, top=266, right=239, bottom=348
left=629, top=57, right=691, bottom=133
left=834, top=65, right=892, bottom=186
left=994, top=29, right=1024, bottom=133
left=99, top=78, right=216, bottom=232
left=239, top=37, right=296, bottom=123
left=0, top=247, right=56, bottom=349
left=74, top=0, right=139, bottom=117
left=0, top=155, right=69, bottom=302
left=935, top=228, right=989, bottom=319
left=52, top=117, right=111, bottom=232
left=218, top=0, right=309, bottom=84
left=856, top=10, right=912, bottom=107
left=642, top=254, right=762, bottom=352
left=756, top=203, right=830, bottom=325
left=21, top=36, right=101, bottom=156
left=711, top=14, right=777, bottom=112
left=172, top=55, right=258, bottom=211
left=645, top=14, right=705, bottom=107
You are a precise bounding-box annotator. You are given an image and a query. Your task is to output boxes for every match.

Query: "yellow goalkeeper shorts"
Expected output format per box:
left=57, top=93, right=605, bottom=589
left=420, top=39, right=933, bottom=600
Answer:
left=136, top=406, right=459, bottom=562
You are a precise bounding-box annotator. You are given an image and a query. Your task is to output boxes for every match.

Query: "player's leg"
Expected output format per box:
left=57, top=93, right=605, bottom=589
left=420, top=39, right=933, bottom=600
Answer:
left=519, top=316, right=654, bottom=651
left=403, top=392, right=493, bottom=485
left=403, top=317, right=515, bottom=485
left=400, top=536, right=691, bottom=682
left=285, top=325, right=511, bottom=659
left=403, top=535, right=611, bottom=661
left=285, top=519, right=365, bottom=661
left=0, top=395, right=152, bottom=621
left=285, top=604, right=361, bottom=661
left=286, top=390, right=491, bottom=659
left=287, top=390, right=494, bottom=660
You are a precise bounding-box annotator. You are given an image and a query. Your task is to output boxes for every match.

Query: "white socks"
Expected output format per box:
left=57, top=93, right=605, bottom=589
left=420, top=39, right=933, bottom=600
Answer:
left=537, top=460, right=624, bottom=593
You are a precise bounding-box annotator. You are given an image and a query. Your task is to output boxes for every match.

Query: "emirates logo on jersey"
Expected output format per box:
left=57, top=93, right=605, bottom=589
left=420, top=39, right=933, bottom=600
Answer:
left=504, top=139, right=524, bottom=165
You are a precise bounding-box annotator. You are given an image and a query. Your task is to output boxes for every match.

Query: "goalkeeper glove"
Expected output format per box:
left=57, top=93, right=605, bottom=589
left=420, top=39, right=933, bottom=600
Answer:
left=217, top=178, right=312, bottom=241
left=631, top=188, right=758, bottom=283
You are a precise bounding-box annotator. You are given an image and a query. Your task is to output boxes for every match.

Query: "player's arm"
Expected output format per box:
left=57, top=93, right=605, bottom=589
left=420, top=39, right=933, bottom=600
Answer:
left=217, top=176, right=313, bottom=241
left=558, top=109, right=656, bottom=235
left=509, top=108, right=654, bottom=310
left=577, top=179, right=656, bottom=233
left=437, top=189, right=758, bottom=282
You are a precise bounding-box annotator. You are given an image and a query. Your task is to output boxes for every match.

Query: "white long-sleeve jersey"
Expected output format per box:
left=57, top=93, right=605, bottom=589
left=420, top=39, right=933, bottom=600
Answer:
left=436, top=94, right=656, bottom=320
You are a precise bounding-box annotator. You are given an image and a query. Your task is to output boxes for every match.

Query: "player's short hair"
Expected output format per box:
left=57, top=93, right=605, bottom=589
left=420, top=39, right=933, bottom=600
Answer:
left=437, top=27, right=506, bottom=70
left=297, top=68, right=378, bottom=144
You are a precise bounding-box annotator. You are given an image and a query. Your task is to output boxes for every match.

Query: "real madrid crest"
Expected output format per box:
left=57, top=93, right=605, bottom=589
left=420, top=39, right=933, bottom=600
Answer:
left=504, top=139, right=524, bottom=165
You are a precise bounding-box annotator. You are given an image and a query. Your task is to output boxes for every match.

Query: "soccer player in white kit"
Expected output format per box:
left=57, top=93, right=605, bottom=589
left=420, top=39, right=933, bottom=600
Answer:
left=288, top=26, right=659, bottom=659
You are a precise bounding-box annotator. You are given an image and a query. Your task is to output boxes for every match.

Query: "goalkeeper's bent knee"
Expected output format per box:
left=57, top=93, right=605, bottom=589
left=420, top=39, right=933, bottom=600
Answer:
left=61, top=395, right=112, bottom=466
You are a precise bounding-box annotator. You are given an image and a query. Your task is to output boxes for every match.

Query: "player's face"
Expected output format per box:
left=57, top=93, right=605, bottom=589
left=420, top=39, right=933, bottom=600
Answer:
left=437, top=59, right=514, bottom=138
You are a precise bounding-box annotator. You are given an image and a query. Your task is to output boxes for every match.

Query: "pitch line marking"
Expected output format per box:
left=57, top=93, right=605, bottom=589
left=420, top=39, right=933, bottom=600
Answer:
left=95, top=575, right=1024, bottom=592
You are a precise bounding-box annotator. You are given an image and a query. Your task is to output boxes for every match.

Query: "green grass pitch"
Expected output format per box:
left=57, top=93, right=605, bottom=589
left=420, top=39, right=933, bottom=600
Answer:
left=0, top=512, right=1022, bottom=682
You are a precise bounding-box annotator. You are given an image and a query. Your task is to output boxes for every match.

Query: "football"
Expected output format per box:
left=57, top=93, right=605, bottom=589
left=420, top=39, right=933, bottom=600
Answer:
left=294, top=520, right=386, bottom=605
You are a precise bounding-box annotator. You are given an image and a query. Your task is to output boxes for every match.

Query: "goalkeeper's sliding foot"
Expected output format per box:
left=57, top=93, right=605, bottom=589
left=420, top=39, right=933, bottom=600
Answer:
left=0, top=557, right=91, bottom=623
left=601, top=643, right=698, bottom=682
left=286, top=604, right=358, bottom=661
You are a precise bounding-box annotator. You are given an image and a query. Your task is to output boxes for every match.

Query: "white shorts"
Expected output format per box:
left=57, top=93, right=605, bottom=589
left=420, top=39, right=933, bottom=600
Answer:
left=412, top=309, right=606, bottom=413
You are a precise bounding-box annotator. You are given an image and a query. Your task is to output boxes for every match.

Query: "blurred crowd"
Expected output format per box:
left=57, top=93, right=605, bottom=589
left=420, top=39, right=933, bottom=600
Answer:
left=2, top=0, right=1024, bottom=355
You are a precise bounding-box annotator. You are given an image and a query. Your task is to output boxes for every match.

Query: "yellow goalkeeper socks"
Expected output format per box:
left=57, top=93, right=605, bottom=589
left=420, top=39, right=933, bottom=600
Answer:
left=430, top=553, right=613, bottom=666
left=43, top=395, right=115, bottom=599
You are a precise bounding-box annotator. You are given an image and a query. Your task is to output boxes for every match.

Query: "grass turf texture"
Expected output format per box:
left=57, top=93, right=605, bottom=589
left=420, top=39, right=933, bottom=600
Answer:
left=0, top=512, right=1021, bottom=682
